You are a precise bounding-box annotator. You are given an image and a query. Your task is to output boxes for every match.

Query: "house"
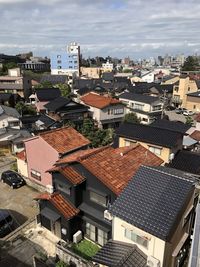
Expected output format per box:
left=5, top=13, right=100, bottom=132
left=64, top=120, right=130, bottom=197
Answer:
left=141, top=71, right=154, bottom=83
left=114, top=122, right=183, bottom=163
left=0, top=93, right=21, bottom=107
left=0, top=105, right=20, bottom=129
left=0, top=128, right=31, bottom=154
left=151, top=119, right=190, bottom=135
left=186, top=91, right=200, bottom=113
left=119, top=92, right=163, bottom=124
left=30, top=88, right=61, bottom=113
left=20, top=114, right=58, bottom=133
left=172, top=75, right=198, bottom=107
left=40, top=74, right=70, bottom=86
left=35, top=144, right=163, bottom=245
left=0, top=68, right=32, bottom=100
left=106, top=166, right=199, bottom=267
left=80, top=67, right=102, bottom=79
left=22, top=127, right=90, bottom=189
left=44, top=96, right=89, bottom=125
left=80, top=93, right=125, bottom=128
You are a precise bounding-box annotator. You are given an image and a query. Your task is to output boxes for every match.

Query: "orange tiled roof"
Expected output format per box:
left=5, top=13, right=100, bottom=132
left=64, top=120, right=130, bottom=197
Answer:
left=56, top=147, right=105, bottom=165
left=35, top=193, right=79, bottom=219
left=80, top=92, right=121, bottom=109
left=40, top=127, right=90, bottom=154
left=59, top=166, right=85, bottom=185
left=16, top=150, right=26, bottom=161
left=80, top=144, right=163, bottom=195
left=190, top=130, right=200, bottom=141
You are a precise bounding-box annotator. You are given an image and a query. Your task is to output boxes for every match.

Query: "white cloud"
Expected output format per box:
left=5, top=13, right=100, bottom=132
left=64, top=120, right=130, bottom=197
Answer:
left=0, top=0, right=199, bottom=58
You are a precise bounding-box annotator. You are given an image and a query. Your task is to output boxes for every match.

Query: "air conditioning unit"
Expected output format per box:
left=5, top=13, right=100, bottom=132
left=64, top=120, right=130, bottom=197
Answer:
left=169, top=153, right=175, bottom=162
left=73, top=230, right=82, bottom=244
left=147, top=256, right=160, bottom=267
left=46, top=185, right=54, bottom=194
left=104, top=210, right=113, bottom=221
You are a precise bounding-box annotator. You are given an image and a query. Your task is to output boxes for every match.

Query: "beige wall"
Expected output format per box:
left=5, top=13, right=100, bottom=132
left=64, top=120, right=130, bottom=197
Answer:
left=113, top=216, right=166, bottom=266
left=186, top=96, right=200, bottom=112
left=173, top=77, right=198, bottom=107
left=119, top=137, right=172, bottom=163
left=80, top=67, right=102, bottom=78
left=17, top=158, right=28, bottom=177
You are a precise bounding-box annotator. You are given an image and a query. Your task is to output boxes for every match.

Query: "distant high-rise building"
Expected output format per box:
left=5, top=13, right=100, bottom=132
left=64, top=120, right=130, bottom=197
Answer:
left=50, top=42, right=80, bottom=76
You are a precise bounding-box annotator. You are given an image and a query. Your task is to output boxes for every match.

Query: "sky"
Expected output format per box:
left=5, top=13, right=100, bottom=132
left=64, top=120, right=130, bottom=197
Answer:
left=0, top=0, right=200, bottom=59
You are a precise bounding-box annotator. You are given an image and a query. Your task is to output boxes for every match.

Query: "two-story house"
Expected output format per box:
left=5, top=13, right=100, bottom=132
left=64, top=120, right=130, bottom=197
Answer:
left=80, top=92, right=125, bottom=128
left=119, top=92, right=163, bottom=124
left=186, top=91, right=200, bottom=113
left=172, top=75, right=198, bottom=107
left=35, top=144, right=163, bottom=245
left=20, top=127, right=90, bottom=189
left=92, top=166, right=198, bottom=267
left=44, top=96, right=89, bottom=125
left=30, top=88, right=61, bottom=113
left=0, top=105, right=20, bottom=129
left=0, top=68, right=32, bottom=100
left=114, top=122, right=183, bottom=163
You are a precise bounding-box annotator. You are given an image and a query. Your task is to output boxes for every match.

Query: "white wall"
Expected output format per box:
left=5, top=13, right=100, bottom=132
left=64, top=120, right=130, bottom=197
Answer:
left=113, top=216, right=166, bottom=266
left=0, top=115, right=20, bottom=129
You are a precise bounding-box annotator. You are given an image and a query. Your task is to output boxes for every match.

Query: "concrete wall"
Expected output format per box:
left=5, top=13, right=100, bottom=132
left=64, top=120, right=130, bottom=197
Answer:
left=0, top=114, right=20, bottom=129
left=17, top=158, right=28, bottom=177
left=24, top=136, right=59, bottom=186
left=80, top=67, right=101, bottom=78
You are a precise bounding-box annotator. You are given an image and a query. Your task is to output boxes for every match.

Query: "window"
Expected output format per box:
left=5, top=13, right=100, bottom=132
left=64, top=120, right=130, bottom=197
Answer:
left=188, top=87, right=190, bottom=92
left=124, top=228, right=149, bottom=249
left=152, top=105, right=162, bottom=111
left=69, top=66, right=73, bottom=69
left=57, top=60, right=62, bottom=64
left=125, top=139, right=136, bottom=146
left=142, top=118, right=148, bottom=122
left=194, top=105, right=196, bottom=109
left=9, top=121, right=19, bottom=127
left=134, top=104, right=144, bottom=111
left=16, top=143, right=24, bottom=149
left=114, top=108, right=124, bottom=115
left=57, top=55, right=61, bottom=59
left=57, top=183, right=71, bottom=195
left=108, top=109, right=110, bottom=115
left=86, top=222, right=108, bottom=246
left=89, top=191, right=107, bottom=207
left=149, top=146, right=162, bottom=155
left=31, top=169, right=41, bottom=181
left=57, top=66, right=62, bottom=69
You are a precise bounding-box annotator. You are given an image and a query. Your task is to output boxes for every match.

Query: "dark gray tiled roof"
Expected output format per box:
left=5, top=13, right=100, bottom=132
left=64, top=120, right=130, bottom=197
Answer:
left=35, top=88, right=61, bottom=101
left=187, top=91, right=200, bottom=97
left=169, top=150, right=200, bottom=175
left=151, top=119, right=190, bottom=134
left=119, top=92, right=160, bottom=104
left=40, top=74, right=68, bottom=85
left=110, top=166, right=195, bottom=241
left=44, top=96, right=70, bottom=111
left=92, top=240, right=147, bottom=267
left=0, top=84, right=23, bottom=90
left=0, top=105, right=20, bottom=118
left=115, top=122, right=183, bottom=148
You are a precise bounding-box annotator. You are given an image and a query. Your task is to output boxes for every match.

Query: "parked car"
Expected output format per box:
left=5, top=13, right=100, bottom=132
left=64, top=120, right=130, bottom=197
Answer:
left=183, top=110, right=194, bottom=116
left=0, top=210, right=13, bottom=237
left=175, top=108, right=187, bottom=114
left=1, top=170, right=26, bottom=189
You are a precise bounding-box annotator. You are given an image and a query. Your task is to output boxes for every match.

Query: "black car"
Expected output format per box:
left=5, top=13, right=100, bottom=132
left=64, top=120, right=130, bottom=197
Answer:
left=1, top=170, right=26, bottom=189
left=0, top=210, right=13, bottom=237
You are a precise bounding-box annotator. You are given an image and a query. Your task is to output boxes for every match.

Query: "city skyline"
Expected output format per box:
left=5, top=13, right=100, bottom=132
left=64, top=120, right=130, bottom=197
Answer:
left=0, top=0, right=200, bottom=58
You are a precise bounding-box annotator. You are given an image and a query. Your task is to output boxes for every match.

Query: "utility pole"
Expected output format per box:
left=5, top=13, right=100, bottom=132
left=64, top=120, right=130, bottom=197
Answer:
left=161, top=89, right=167, bottom=119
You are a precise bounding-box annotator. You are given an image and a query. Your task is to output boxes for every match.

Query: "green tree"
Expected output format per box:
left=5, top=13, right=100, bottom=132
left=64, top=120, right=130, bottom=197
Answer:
left=185, top=116, right=194, bottom=126
left=80, top=119, right=114, bottom=147
left=55, top=83, right=71, bottom=97
left=34, top=80, right=53, bottom=89
left=15, top=101, right=36, bottom=116
left=56, top=261, right=68, bottom=267
left=182, top=56, right=199, bottom=71
left=123, top=112, right=140, bottom=124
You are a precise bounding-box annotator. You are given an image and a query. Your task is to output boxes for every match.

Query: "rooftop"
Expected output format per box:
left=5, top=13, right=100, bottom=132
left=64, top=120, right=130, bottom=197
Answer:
left=187, top=91, right=200, bottom=97
left=35, top=88, right=61, bottom=101
left=35, top=193, right=79, bottom=219
left=151, top=119, right=190, bottom=134
left=110, top=166, right=195, bottom=241
left=0, top=104, right=20, bottom=118
left=190, top=130, right=200, bottom=141
left=81, top=92, right=122, bottom=109
left=92, top=240, right=147, bottom=267
left=115, top=122, right=183, bottom=148
left=119, top=92, right=160, bottom=104
left=39, top=127, right=90, bottom=154
left=169, top=150, right=200, bottom=175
